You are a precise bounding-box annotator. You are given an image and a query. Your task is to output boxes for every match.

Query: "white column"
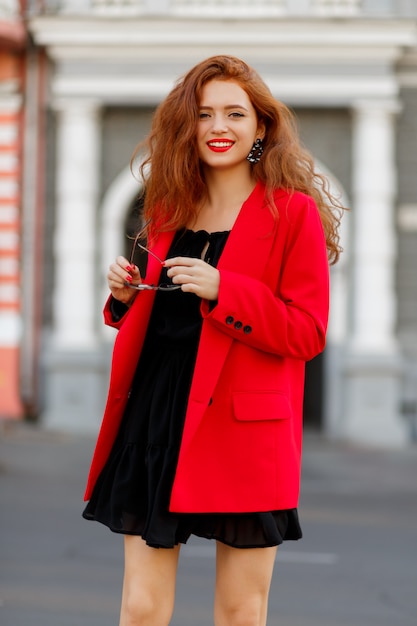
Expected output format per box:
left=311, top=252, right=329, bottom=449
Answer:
left=52, top=99, right=101, bottom=350
left=343, top=99, right=407, bottom=445
left=350, top=100, right=400, bottom=355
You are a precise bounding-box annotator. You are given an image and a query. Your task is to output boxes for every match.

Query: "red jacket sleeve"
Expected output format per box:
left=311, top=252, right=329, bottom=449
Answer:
left=201, top=196, right=329, bottom=361
left=103, top=295, right=131, bottom=330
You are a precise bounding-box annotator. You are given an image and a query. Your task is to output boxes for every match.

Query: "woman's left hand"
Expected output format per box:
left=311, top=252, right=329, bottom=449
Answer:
left=164, top=257, right=220, bottom=300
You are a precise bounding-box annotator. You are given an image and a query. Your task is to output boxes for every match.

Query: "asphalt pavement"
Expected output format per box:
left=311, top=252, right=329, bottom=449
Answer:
left=0, top=421, right=416, bottom=626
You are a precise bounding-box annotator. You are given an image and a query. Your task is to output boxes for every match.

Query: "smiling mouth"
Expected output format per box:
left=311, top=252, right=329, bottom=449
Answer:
left=207, top=140, right=234, bottom=152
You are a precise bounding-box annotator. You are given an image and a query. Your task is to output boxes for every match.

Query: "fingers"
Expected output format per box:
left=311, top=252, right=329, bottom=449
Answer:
left=164, top=257, right=219, bottom=300
left=163, top=256, right=196, bottom=269
left=164, top=257, right=204, bottom=287
left=164, top=256, right=208, bottom=276
left=107, top=256, right=141, bottom=304
left=109, top=256, right=141, bottom=286
left=106, top=255, right=220, bottom=301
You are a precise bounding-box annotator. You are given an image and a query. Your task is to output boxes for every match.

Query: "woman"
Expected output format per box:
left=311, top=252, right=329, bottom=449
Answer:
left=83, top=55, right=343, bottom=625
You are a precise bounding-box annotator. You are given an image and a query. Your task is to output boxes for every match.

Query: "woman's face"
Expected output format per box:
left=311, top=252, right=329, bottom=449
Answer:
left=196, top=79, right=264, bottom=172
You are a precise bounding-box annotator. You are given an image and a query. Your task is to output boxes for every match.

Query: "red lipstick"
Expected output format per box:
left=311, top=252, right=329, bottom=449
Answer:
left=207, top=139, right=234, bottom=153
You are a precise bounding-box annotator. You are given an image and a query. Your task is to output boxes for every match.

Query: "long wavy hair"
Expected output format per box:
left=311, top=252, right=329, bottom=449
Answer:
left=132, top=55, right=345, bottom=264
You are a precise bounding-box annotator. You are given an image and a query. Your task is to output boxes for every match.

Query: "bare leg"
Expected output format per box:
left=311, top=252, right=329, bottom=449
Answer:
left=214, top=542, right=277, bottom=626
left=119, top=535, right=180, bottom=626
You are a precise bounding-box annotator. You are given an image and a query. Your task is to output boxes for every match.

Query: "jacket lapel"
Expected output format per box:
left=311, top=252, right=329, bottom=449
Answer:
left=218, top=181, right=276, bottom=277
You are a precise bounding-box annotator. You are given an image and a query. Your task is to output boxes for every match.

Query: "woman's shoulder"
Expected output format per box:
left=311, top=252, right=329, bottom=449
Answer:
left=249, top=182, right=319, bottom=227
left=273, top=188, right=318, bottom=220
left=273, top=187, right=315, bottom=205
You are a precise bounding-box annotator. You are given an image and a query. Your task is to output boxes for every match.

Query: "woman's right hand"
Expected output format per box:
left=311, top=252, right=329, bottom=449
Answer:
left=107, top=256, right=142, bottom=305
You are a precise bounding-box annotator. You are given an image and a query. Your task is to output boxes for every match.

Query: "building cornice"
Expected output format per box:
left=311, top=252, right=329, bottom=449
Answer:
left=28, top=16, right=417, bottom=107
left=29, top=17, right=417, bottom=52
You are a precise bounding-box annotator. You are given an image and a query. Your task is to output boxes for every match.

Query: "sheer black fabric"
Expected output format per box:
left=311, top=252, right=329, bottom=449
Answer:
left=83, top=229, right=302, bottom=548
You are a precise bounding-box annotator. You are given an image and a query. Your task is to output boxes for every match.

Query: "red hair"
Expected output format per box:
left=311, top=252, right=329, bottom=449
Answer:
left=132, top=55, right=344, bottom=264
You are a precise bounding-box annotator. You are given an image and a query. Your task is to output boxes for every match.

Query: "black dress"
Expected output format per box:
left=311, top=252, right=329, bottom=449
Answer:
left=83, top=229, right=302, bottom=548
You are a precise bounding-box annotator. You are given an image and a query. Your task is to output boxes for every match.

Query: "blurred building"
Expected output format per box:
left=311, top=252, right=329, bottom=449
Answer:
left=0, top=1, right=26, bottom=419
left=2, top=0, right=417, bottom=445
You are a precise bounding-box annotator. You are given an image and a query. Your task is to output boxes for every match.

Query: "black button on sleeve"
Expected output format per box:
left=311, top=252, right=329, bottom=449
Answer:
left=243, top=325, right=252, bottom=334
left=226, top=316, right=234, bottom=325
left=234, top=321, right=243, bottom=330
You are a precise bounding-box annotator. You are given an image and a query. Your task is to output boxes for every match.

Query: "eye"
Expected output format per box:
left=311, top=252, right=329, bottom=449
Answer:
left=229, top=112, right=244, bottom=118
left=199, top=112, right=211, bottom=119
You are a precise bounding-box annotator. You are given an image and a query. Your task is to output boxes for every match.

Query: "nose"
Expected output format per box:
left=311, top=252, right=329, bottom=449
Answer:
left=211, top=113, right=228, bottom=134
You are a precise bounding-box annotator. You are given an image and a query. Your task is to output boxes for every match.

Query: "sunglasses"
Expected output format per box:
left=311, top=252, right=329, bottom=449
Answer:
left=125, top=233, right=181, bottom=292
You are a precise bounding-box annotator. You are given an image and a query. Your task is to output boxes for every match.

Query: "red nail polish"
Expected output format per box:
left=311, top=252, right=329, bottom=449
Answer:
left=126, top=265, right=132, bottom=272
left=126, top=275, right=132, bottom=282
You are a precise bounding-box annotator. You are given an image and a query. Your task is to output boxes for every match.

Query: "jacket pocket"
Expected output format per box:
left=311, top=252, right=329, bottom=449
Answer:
left=232, top=391, right=292, bottom=422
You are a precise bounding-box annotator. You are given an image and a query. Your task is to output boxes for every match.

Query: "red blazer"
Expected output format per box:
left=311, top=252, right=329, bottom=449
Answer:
left=84, top=183, right=329, bottom=512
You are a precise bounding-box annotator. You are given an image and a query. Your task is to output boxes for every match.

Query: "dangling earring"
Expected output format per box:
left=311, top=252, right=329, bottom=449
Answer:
left=246, top=138, right=264, bottom=164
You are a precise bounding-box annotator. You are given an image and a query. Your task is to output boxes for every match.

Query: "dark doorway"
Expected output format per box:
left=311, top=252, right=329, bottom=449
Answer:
left=303, top=351, right=324, bottom=429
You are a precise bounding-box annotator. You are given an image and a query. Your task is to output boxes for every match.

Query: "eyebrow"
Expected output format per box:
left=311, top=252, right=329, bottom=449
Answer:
left=199, top=104, right=249, bottom=112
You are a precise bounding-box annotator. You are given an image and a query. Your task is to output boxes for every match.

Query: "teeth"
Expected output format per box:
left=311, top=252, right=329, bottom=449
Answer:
left=209, top=141, right=233, bottom=147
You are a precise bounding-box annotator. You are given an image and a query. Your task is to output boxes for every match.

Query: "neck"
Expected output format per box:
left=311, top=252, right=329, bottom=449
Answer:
left=187, top=165, right=257, bottom=232
left=203, top=165, right=256, bottom=211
